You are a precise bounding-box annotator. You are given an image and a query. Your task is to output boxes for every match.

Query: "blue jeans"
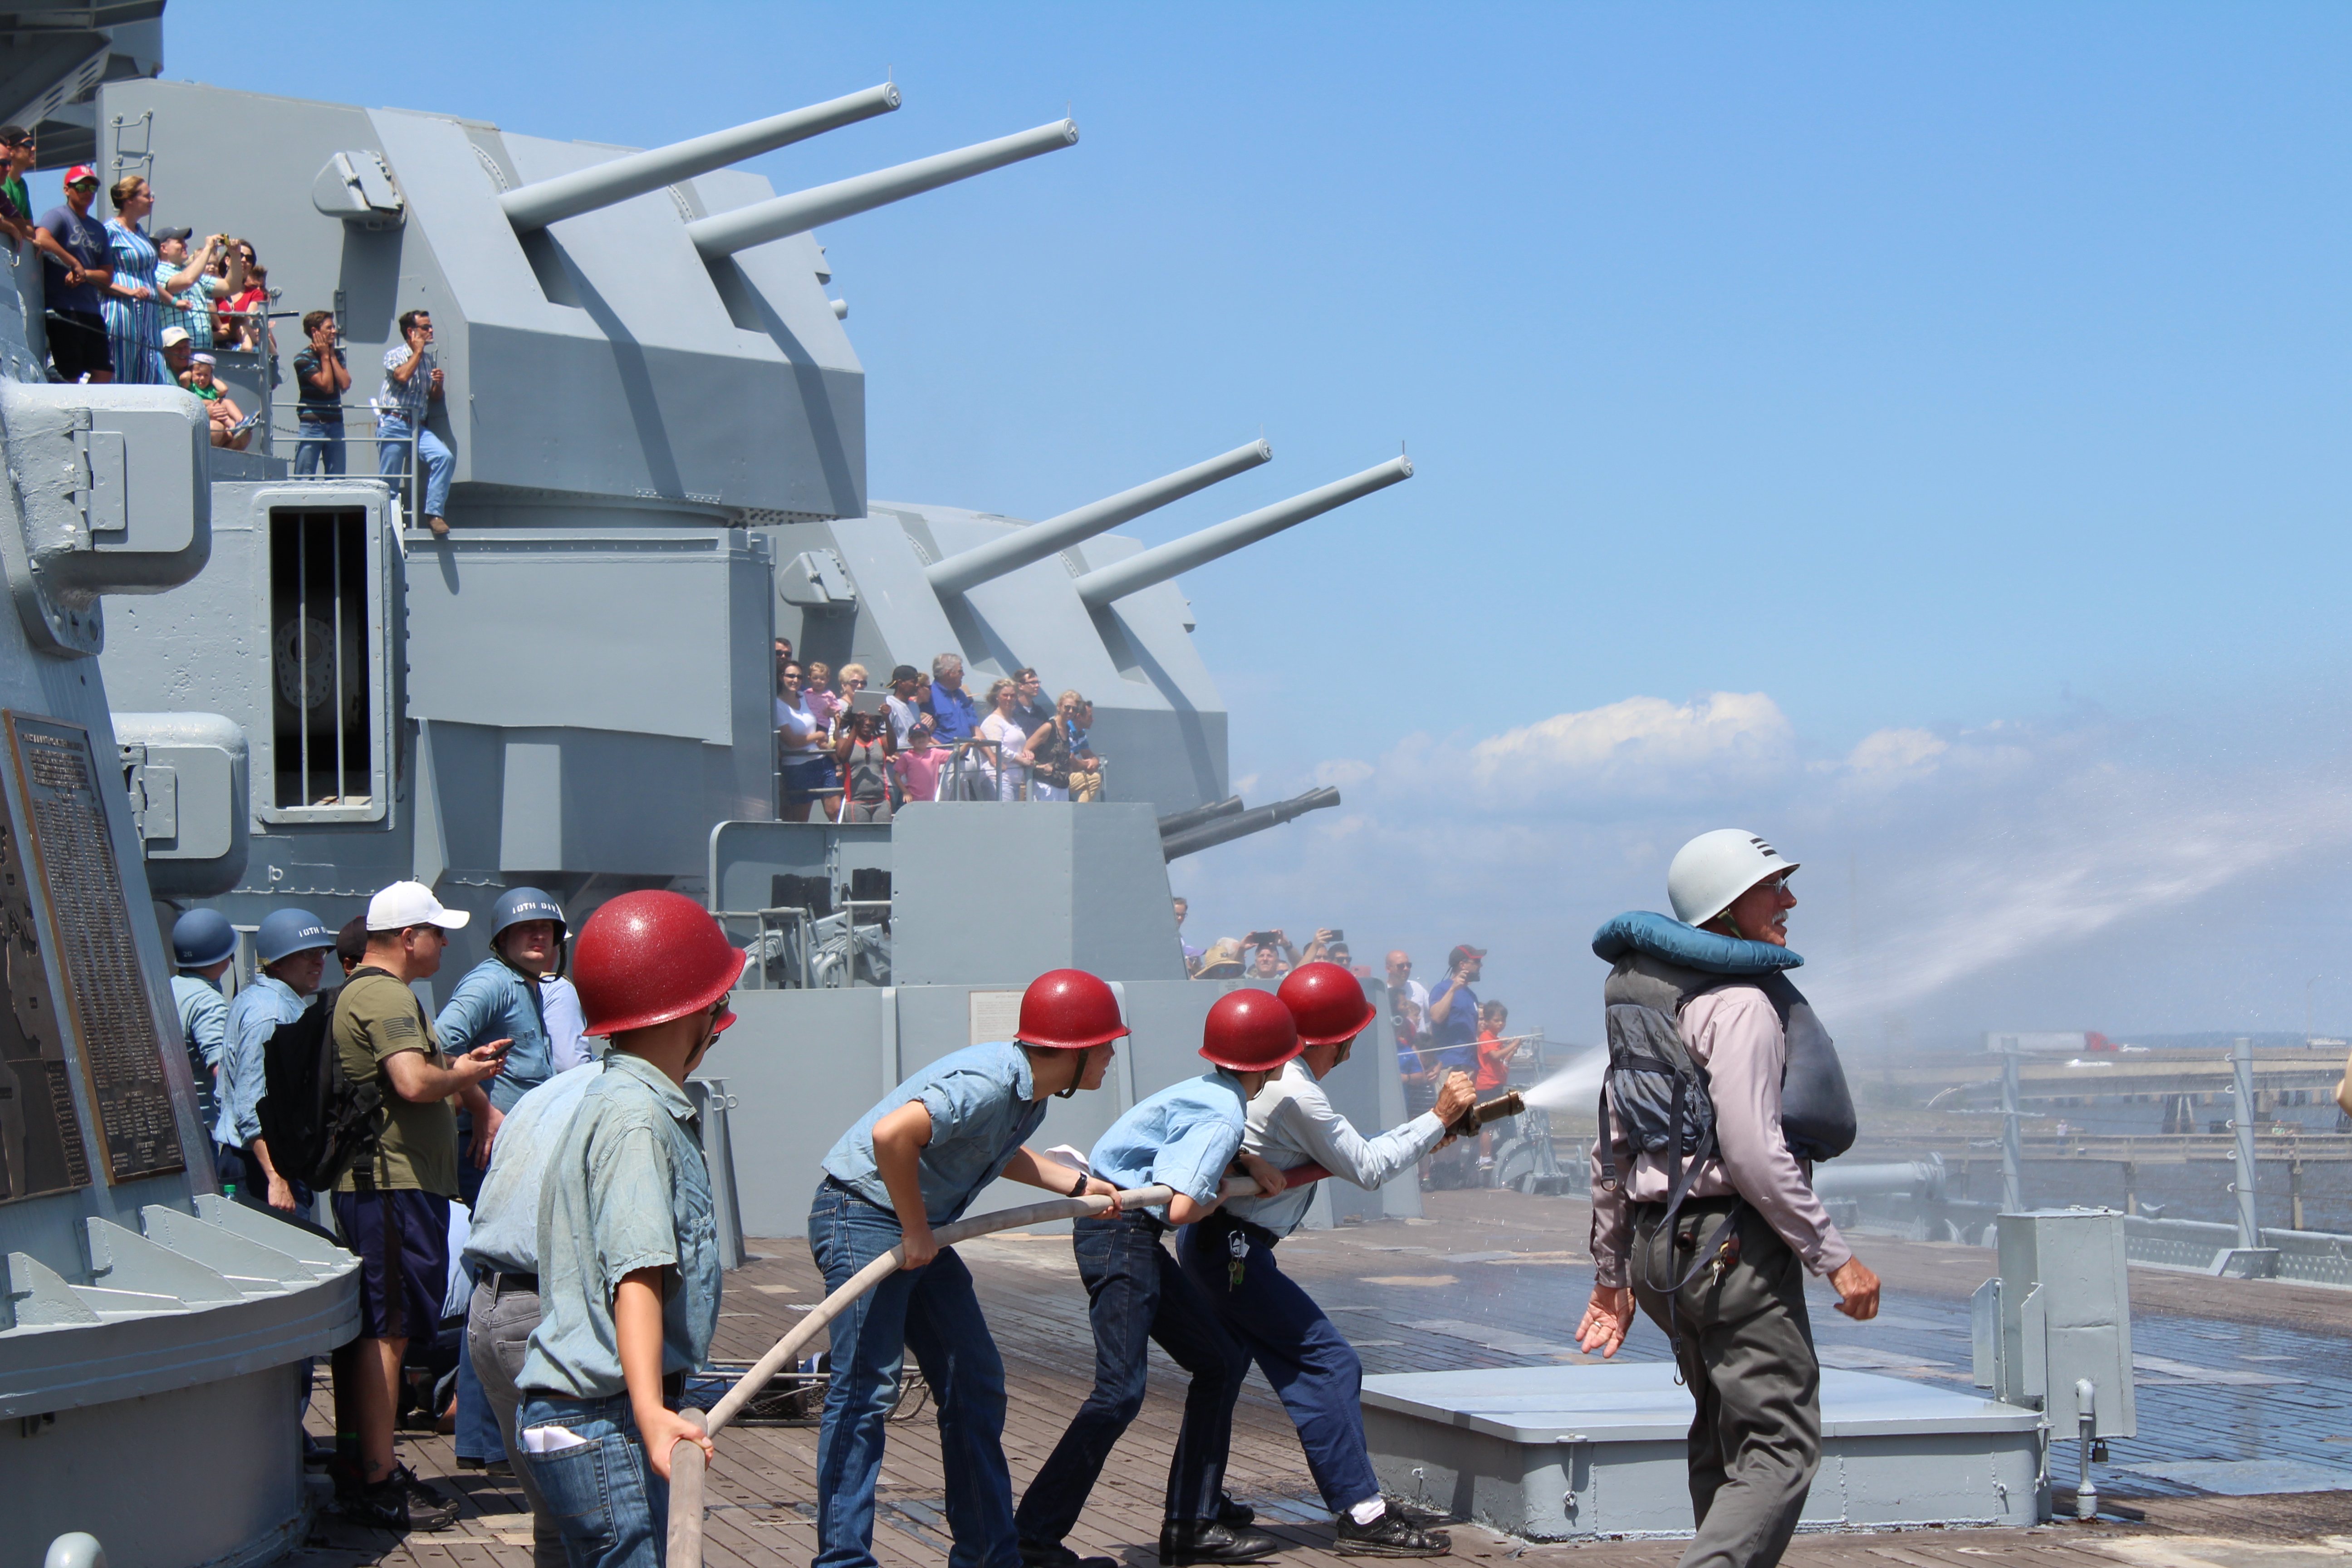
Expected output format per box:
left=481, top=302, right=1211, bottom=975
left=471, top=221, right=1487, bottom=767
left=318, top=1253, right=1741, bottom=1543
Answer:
left=1178, top=1219, right=1381, bottom=1515
left=376, top=415, right=452, bottom=520
left=1016, top=1215, right=1248, bottom=1544
left=808, top=1180, right=1019, bottom=1568
left=518, top=1391, right=666, bottom=1568
left=295, top=416, right=346, bottom=475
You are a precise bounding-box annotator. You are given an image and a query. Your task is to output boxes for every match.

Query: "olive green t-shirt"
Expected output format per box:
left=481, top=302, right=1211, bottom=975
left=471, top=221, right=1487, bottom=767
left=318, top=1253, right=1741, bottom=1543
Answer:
left=333, top=969, right=459, bottom=1196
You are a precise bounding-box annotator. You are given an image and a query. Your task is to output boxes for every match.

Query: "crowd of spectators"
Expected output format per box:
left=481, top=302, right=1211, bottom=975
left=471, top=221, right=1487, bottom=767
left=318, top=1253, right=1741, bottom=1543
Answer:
left=772, top=637, right=1104, bottom=819
left=1177, top=922, right=1530, bottom=1180
left=6, top=147, right=447, bottom=523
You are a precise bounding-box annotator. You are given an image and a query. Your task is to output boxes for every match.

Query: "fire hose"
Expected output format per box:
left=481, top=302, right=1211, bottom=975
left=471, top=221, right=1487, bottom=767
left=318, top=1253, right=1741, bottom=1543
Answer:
left=664, top=1091, right=1523, bottom=1566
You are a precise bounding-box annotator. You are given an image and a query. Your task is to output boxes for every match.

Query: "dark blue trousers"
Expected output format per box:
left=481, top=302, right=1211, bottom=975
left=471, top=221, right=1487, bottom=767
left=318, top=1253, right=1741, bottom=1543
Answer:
left=1017, top=1214, right=1250, bottom=1544
left=1177, top=1219, right=1382, bottom=1515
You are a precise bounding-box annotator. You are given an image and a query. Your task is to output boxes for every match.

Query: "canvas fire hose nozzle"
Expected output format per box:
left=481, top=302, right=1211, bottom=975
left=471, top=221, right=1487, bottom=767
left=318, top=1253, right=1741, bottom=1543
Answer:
left=1450, top=1089, right=1525, bottom=1140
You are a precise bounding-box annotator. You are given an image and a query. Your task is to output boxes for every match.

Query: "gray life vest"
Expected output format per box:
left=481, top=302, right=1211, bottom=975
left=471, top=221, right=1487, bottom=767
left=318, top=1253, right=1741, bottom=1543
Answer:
left=1598, top=950, right=1857, bottom=1191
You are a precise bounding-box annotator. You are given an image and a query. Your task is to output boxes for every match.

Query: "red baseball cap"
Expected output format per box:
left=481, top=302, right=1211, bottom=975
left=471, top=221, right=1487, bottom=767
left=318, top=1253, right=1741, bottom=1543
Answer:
left=63, top=165, right=97, bottom=187
left=1447, top=944, right=1487, bottom=969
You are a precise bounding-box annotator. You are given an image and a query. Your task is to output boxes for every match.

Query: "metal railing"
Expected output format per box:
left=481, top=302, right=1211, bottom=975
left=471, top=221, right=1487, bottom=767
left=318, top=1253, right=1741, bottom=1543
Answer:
left=713, top=906, right=816, bottom=990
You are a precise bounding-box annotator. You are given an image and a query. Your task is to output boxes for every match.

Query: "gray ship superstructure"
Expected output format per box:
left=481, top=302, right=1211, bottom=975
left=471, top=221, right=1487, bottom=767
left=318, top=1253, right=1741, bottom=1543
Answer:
left=80, top=70, right=1419, bottom=1240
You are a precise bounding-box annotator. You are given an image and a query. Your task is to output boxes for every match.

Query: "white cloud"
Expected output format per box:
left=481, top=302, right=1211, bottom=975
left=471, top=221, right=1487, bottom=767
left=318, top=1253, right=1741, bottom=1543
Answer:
left=1840, top=726, right=1947, bottom=777
left=1201, top=690, right=2352, bottom=1049
left=1466, top=692, right=1793, bottom=802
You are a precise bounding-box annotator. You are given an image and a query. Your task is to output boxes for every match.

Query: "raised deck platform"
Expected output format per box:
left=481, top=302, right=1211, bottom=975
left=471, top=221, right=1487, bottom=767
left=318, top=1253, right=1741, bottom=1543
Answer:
left=1362, top=1363, right=2043, bottom=1539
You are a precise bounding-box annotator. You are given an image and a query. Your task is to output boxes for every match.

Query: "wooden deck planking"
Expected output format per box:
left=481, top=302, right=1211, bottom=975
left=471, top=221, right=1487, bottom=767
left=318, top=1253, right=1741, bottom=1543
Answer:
left=284, top=1188, right=2351, bottom=1568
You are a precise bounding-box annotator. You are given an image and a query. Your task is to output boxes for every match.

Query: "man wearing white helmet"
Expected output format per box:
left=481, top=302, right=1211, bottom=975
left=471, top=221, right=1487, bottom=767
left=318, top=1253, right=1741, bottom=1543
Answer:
left=1574, top=830, right=1877, bottom=1568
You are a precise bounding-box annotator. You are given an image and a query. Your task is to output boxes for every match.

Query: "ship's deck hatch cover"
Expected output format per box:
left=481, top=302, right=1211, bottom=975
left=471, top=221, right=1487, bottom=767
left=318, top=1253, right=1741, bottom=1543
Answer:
left=266, top=508, right=383, bottom=821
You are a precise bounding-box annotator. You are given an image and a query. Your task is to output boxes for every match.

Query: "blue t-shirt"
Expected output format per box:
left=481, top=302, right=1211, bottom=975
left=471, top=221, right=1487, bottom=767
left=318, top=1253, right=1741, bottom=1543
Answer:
left=37, top=204, right=107, bottom=312
left=1088, top=1071, right=1249, bottom=1215
left=927, top=683, right=981, bottom=746
left=822, top=1041, right=1046, bottom=1225
left=1429, top=980, right=1480, bottom=1074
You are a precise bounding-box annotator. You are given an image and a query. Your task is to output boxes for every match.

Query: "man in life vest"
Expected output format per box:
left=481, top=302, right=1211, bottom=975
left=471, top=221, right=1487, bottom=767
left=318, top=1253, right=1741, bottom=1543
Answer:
left=1575, top=830, right=1878, bottom=1568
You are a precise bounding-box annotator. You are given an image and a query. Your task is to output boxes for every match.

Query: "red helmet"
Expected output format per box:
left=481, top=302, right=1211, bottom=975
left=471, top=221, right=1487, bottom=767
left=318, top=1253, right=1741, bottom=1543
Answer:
left=573, top=891, right=749, bottom=1037
left=1016, top=968, right=1131, bottom=1050
left=1199, top=989, right=1303, bottom=1073
left=1278, top=962, right=1377, bottom=1047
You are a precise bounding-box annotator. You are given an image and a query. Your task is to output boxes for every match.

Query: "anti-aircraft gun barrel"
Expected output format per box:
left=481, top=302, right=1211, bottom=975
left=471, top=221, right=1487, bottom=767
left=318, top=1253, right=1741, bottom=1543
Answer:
left=687, top=118, right=1080, bottom=259
left=1073, top=456, right=1413, bottom=609
left=501, top=82, right=904, bottom=231
left=927, top=440, right=1273, bottom=597
left=1161, top=786, right=1340, bottom=861
left=1155, top=795, right=1245, bottom=838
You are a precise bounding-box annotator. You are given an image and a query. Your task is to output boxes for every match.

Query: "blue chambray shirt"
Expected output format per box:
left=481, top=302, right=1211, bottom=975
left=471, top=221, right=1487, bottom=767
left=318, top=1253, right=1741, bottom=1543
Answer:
left=822, top=1041, right=1045, bottom=1225
left=518, top=1052, right=720, bottom=1400
left=213, top=975, right=312, bottom=1148
left=436, top=956, right=554, bottom=1113
left=172, top=974, right=228, bottom=1131
left=463, top=1063, right=598, bottom=1276
left=1088, top=1071, right=1250, bottom=1215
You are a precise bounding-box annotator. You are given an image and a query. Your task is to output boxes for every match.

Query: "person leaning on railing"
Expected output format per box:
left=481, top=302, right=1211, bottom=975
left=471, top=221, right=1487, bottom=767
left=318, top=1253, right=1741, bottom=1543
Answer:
left=0, top=126, right=32, bottom=241
left=36, top=166, right=113, bottom=384
left=375, top=308, right=453, bottom=536
left=976, top=676, right=1030, bottom=800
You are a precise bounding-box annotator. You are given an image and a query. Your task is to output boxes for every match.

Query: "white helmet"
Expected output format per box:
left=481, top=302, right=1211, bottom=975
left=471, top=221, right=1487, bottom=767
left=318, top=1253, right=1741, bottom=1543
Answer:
left=1667, top=829, right=1799, bottom=928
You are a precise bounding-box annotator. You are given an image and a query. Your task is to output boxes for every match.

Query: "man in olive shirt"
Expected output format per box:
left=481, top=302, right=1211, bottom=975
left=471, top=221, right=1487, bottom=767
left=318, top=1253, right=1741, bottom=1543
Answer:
left=331, top=880, right=508, bottom=1534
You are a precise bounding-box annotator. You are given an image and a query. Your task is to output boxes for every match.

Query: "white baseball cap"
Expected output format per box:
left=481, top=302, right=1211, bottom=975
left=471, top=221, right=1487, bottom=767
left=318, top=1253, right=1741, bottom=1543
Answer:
left=366, top=879, right=471, bottom=932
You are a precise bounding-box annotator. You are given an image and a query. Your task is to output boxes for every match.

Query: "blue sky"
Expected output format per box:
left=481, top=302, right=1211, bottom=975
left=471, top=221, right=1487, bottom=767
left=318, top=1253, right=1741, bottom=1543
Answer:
left=157, top=4, right=2352, bottom=1047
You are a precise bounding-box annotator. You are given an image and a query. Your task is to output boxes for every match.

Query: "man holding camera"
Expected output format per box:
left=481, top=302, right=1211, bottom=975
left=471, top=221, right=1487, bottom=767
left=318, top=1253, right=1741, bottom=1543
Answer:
left=377, top=308, right=451, bottom=536
left=156, top=228, right=241, bottom=349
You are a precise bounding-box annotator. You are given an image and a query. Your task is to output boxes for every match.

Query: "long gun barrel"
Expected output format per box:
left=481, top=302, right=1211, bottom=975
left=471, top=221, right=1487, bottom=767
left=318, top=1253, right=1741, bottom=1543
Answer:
left=1073, top=456, right=1413, bottom=609
left=1161, top=786, right=1340, bottom=861
left=501, top=83, right=903, bottom=232
left=1156, top=795, right=1245, bottom=838
left=687, top=118, right=1079, bottom=259
left=927, top=440, right=1272, bottom=597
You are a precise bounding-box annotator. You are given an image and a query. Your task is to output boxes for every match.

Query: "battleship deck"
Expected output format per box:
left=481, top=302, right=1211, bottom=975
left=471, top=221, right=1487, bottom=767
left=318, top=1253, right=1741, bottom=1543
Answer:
left=287, top=1188, right=2352, bottom=1568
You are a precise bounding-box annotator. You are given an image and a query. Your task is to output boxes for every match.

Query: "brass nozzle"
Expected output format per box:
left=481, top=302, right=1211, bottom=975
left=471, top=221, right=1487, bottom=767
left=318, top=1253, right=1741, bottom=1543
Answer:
left=1449, top=1089, right=1525, bottom=1138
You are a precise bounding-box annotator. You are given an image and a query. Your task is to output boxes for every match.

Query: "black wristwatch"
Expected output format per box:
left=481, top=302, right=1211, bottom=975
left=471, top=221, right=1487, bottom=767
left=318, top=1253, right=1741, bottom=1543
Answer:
left=1069, top=1167, right=1089, bottom=1198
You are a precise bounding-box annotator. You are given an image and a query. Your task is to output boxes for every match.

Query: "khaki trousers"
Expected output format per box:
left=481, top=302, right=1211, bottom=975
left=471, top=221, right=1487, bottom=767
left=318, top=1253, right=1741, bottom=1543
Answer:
left=467, top=1277, right=565, bottom=1560
left=1630, top=1198, right=1822, bottom=1568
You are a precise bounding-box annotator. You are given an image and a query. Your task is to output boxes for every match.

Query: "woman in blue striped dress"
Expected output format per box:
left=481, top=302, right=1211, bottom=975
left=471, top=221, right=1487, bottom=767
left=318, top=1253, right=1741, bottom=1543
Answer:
left=101, top=175, right=167, bottom=385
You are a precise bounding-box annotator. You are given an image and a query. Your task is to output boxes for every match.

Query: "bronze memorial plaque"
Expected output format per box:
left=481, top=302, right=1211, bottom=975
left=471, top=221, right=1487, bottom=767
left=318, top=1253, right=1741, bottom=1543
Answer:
left=5, top=712, right=184, bottom=1185
left=0, top=730, right=93, bottom=1203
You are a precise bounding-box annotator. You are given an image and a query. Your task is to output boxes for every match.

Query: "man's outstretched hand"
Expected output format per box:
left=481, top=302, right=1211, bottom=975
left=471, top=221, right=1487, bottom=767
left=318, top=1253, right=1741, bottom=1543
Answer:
left=1830, top=1256, right=1881, bottom=1320
left=1575, top=1284, right=1635, bottom=1358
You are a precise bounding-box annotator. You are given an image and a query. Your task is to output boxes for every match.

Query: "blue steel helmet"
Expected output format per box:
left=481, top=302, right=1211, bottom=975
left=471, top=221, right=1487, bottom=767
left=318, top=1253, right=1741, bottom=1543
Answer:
left=255, top=907, right=334, bottom=966
left=491, top=886, right=566, bottom=943
left=491, top=886, right=568, bottom=974
left=170, top=907, right=236, bottom=969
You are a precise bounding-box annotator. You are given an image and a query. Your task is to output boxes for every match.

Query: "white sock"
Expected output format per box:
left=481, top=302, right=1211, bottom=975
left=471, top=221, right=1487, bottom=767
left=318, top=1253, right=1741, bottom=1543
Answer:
left=1347, top=1497, right=1386, bottom=1526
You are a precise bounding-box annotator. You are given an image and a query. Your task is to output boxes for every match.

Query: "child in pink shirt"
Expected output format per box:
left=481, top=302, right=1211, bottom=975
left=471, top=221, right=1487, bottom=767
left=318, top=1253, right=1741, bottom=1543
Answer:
left=892, top=717, right=946, bottom=803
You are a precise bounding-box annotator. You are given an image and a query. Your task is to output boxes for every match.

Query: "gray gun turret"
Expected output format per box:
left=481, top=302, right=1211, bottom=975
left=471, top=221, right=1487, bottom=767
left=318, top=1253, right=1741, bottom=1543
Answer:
left=500, top=82, right=903, bottom=231
left=688, top=118, right=1080, bottom=258
left=926, top=440, right=1272, bottom=597
left=1156, top=795, right=1245, bottom=838
left=1073, top=456, right=1413, bottom=608
left=1161, top=786, right=1341, bottom=860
